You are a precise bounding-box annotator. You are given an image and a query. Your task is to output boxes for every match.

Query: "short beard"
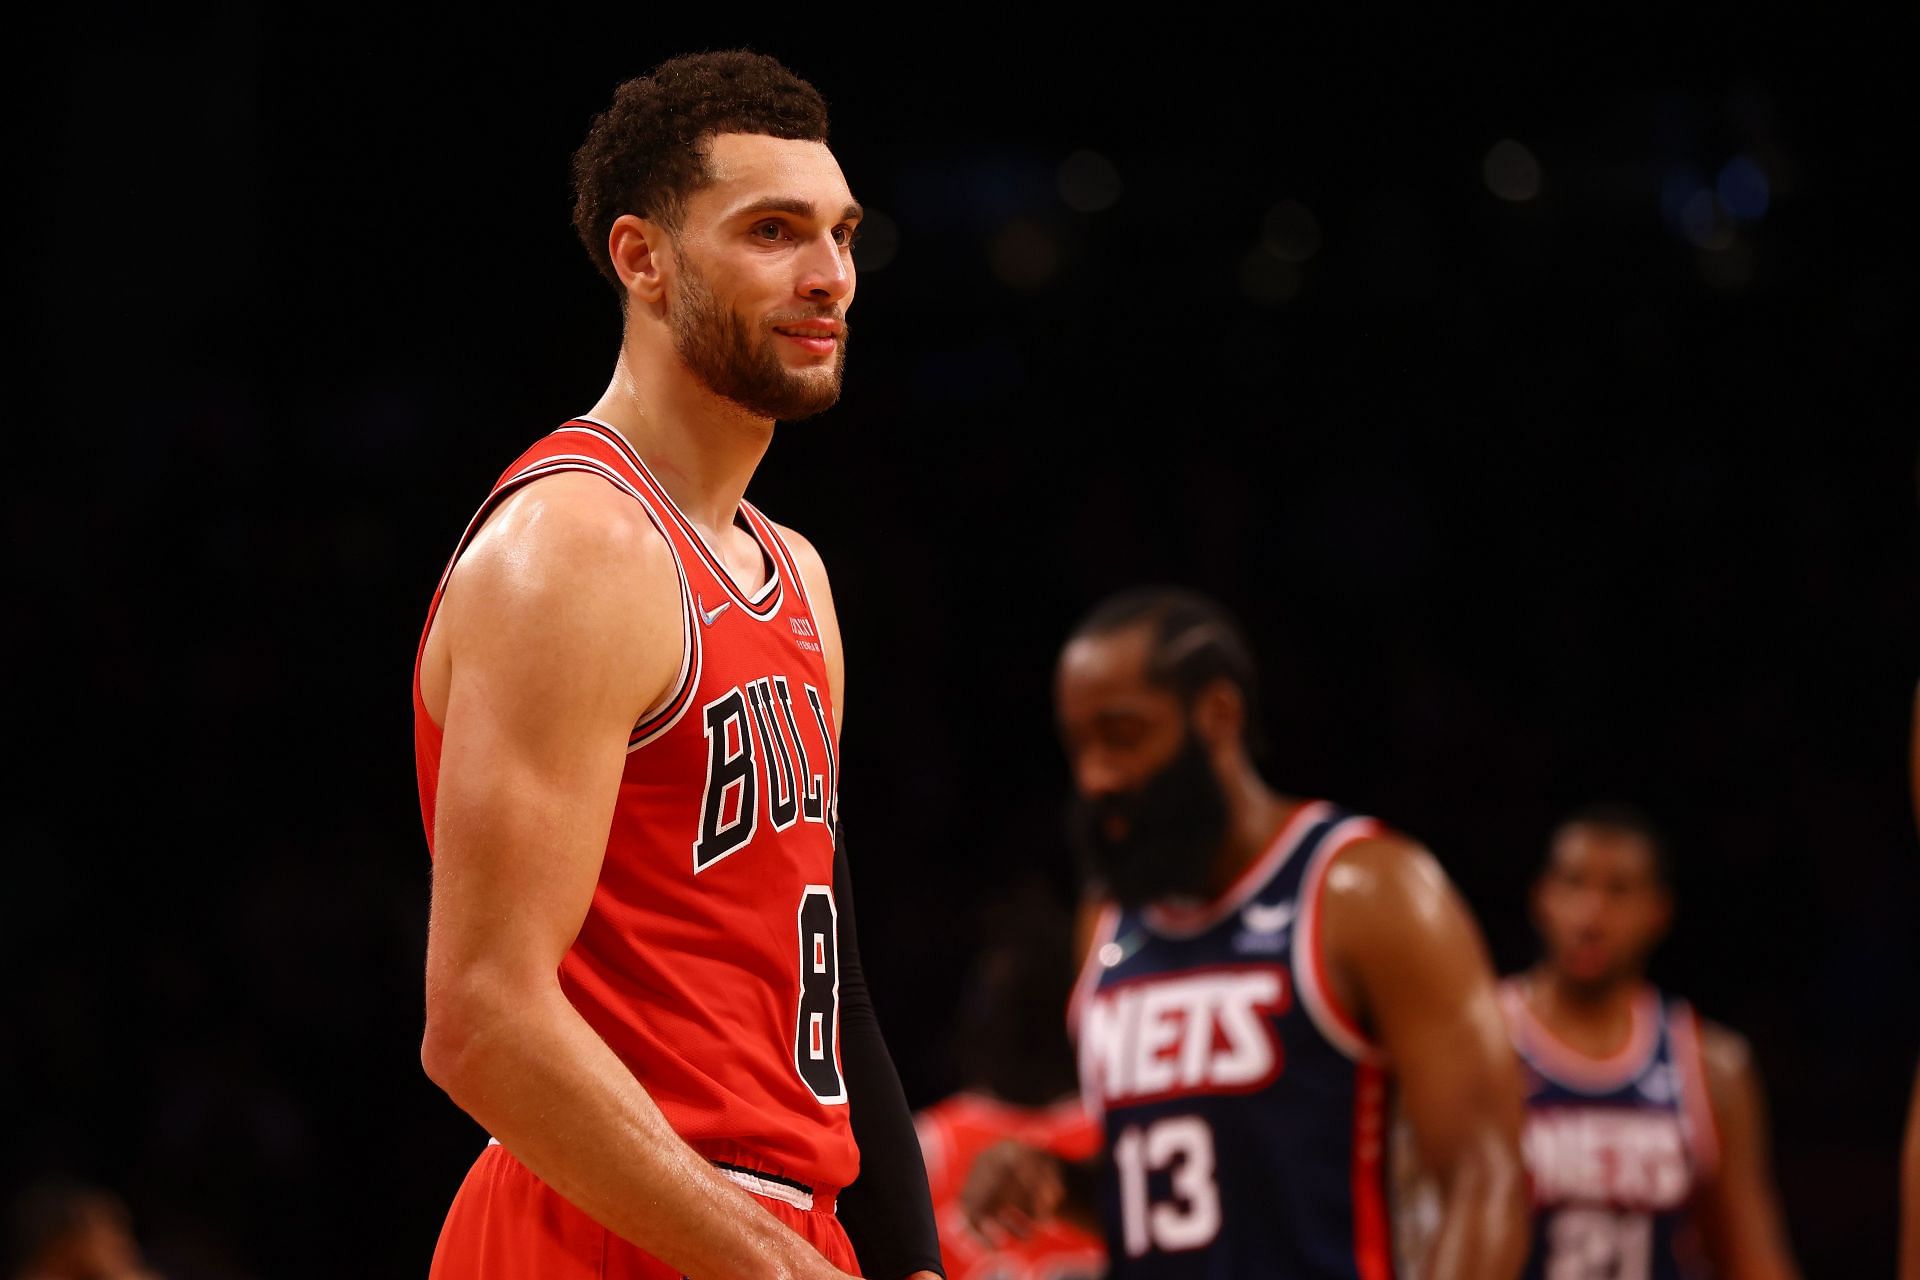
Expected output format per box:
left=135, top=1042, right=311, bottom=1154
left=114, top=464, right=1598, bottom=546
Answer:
left=670, top=254, right=847, bottom=422
left=1068, top=728, right=1231, bottom=910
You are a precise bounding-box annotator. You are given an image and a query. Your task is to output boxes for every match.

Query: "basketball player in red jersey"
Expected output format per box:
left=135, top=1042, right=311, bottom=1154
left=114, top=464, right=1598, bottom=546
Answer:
left=413, top=53, right=941, bottom=1280
left=1507, top=807, right=1799, bottom=1278
left=967, top=589, right=1530, bottom=1279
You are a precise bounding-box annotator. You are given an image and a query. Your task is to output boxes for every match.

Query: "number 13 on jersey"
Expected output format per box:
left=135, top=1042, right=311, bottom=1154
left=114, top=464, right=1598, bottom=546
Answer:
left=1113, top=1115, right=1222, bottom=1258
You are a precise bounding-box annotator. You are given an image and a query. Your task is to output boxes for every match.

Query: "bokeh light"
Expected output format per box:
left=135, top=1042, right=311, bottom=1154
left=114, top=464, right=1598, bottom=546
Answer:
left=1239, top=247, right=1302, bottom=305
left=990, top=219, right=1059, bottom=290
left=1482, top=139, right=1542, bottom=202
left=1057, top=150, right=1122, bottom=213
left=1261, top=199, right=1322, bottom=263
left=1717, top=155, right=1771, bottom=221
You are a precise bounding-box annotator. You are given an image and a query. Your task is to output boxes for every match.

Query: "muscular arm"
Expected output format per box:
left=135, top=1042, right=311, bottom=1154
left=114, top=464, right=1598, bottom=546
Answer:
left=780, top=525, right=945, bottom=1280
left=1321, top=838, right=1530, bottom=1280
left=419, top=478, right=849, bottom=1280
left=1690, top=1023, right=1800, bottom=1280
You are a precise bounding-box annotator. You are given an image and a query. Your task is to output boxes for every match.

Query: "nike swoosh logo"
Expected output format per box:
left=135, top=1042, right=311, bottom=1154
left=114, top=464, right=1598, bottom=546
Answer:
left=1241, top=901, right=1295, bottom=934
left=698, top=595, right=731, bottom=626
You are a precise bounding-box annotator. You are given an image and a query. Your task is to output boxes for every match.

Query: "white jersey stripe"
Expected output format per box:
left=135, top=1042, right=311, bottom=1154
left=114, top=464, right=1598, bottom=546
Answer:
left=432, top=453, right=700, bottom=752
left=1291, top=816, right=1389, bottom=1065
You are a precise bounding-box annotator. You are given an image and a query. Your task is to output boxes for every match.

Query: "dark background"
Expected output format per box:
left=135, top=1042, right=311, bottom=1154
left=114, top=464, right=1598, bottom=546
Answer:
left=8, top=10, right=1913, bottom=1277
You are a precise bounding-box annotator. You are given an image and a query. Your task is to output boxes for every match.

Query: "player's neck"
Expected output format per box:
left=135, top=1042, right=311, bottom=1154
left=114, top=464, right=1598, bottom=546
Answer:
left=1526, top=965, right=1647, bottom=1055
left=1206, top=776, right=1294, bottom=900
left=588, top=344, right=774, bottom=531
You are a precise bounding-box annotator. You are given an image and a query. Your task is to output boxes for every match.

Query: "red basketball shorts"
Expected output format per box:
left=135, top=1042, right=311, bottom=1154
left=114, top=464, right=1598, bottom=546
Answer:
left=428, top=1142, right=861, bottom=1278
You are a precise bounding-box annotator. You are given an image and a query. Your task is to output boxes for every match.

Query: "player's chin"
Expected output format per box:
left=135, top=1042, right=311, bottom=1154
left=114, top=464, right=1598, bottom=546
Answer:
left=1562, top=954, right=1627, bottom=989
left=775, top=375, right=844, bottom=421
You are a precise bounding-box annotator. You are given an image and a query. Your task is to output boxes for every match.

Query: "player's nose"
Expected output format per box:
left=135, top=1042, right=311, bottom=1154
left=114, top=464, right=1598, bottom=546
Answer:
left=1073, top=754, right=1129, bottom=801
left=797, top=232, right=852, bottom=304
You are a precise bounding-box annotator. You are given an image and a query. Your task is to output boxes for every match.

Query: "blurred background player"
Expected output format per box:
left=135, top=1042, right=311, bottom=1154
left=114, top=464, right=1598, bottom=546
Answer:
left=1506, top=805, right=1799, bottom=1279
left=968, top=587, right=1529, bottom=1278
left=7, top=1179, right=158, bottom=1280
left=414, top=52, right=940, bottom=1280
left=916, top=888, right=1105, bottom=1280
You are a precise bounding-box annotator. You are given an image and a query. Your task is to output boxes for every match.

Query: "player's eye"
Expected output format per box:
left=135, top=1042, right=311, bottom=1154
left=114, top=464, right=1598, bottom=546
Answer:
left=833, top=225, right=861, bottom=249
left=752, top=221, right=787, bottom=241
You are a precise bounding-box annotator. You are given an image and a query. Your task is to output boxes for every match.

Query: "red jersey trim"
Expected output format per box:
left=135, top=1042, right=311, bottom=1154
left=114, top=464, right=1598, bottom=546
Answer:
left=567, top=418, right=787, bottom=620
left=1351, top=1060, right=1394, bottom=1280
left=1291, top=816, right=1389, bottom=1064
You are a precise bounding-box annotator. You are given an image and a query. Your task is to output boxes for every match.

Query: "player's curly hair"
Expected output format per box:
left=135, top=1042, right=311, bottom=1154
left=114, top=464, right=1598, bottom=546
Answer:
left=570, top=51, right=831, bottom=293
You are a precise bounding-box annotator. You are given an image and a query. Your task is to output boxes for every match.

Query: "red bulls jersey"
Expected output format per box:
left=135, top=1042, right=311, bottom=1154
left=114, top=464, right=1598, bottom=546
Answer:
left=413, top=417, right=857, bottom=1194
left=916, top=1092, right=1107, bottom=1280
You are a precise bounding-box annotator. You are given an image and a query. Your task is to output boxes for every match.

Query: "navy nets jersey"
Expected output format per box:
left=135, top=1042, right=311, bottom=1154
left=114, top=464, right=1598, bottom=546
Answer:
left=1501, top=980, right=1720, bottom=1280
left=1069, top=801, right=1396, bottom=1280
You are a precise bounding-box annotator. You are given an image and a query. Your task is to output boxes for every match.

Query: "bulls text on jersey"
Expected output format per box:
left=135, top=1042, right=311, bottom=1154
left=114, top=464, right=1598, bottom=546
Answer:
left=696, top=675, right=838, bottom=871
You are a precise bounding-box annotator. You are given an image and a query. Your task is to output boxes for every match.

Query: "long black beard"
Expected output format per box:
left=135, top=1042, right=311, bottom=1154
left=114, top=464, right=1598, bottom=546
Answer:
left=1068, top=730, right=1230, bottom=909
left=670, top=256, right=847, bottom=422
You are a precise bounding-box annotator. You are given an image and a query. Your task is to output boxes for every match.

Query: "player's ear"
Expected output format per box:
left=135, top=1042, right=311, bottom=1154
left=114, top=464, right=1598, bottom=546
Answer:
left=1192, top=677, right=1244, bottom=753
left=609, top=213, right=672, bottom=308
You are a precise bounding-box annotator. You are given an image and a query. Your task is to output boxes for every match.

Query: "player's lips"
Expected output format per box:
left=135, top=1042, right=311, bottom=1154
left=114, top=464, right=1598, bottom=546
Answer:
left=772, top=321, right=842, bottom=355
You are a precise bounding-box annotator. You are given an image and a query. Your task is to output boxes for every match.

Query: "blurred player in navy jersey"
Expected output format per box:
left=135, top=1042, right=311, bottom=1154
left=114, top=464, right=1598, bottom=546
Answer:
left=1504, top=806, right=1799, bottom=1279
left=967, top=587, right=1529, bottom=1279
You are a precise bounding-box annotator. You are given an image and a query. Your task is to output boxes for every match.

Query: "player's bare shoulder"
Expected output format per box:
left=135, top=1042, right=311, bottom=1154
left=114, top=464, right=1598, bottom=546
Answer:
left=1696, top=1017, right=1758, bottom=1104
left=1318, top=830, right=1457, bottom=930
left=1316, top=828, right=1495, bottom=1019
left=423, top=472, right=683, bottom=725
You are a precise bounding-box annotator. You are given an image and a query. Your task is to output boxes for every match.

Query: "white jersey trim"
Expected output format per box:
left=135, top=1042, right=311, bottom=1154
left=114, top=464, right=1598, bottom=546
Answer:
left=1290, top=815, right=1390, bottom=1065
left=488, top=1137, right=817, bottom=1212
left=429, top=451, right=700, bottom=751
left=1501, top=979, right=1664, bottom=1095
left=568, top=417, right=786, bottom=616
left=716, top=1164, right=816, bottom=1212
left=1067, top=902, right=1122, bottom=1045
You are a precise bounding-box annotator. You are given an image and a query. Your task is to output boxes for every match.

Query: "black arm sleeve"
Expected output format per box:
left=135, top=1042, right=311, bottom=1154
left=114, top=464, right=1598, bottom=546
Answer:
left=833, top=825, right=947, bottom=1279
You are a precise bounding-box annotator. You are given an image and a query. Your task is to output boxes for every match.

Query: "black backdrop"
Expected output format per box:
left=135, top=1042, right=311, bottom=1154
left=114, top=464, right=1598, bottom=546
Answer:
left=9, top=11, right=1913, bottom=1277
